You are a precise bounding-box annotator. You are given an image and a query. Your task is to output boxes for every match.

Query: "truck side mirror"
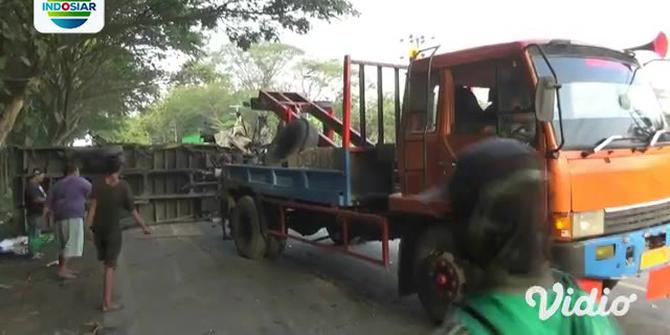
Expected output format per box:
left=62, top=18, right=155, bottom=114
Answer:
left=535, top=76, right=557, bottom=122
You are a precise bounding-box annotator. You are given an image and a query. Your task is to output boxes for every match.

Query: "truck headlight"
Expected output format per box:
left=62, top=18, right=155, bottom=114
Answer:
left=572, top=211, right=604, bottom=239
left=552, top=210, right=605, bottom=240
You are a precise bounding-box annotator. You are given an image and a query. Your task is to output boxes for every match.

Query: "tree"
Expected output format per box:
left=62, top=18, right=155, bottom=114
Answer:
left=0, top=1, right=48, bottom=146
left=0, top=0, right=357, bottom=147
left=219, top=43, right=304, bottom=91
left=172, top=59, right=224, bottom=86
left=295, top=58, right=342, bottom=100
left=139, top=80, right=249, bottom=143
left=107, top=116, right=152, bottom=145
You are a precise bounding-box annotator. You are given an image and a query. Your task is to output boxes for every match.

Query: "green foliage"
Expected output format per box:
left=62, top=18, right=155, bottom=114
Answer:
left=7, top=45, right=160, bottom=146
left=172, top=60, right=225, bottom=86
left=295, top=58, right=342, bottom=100
left=124, top=46, right=402, bottom=145
left=332, top=93, right=400, bottom=144
left=106, top=116, right=152, bottom=145
left=219, top=43, right=305, bottom=90
left=0, top=0, right=357, bottom=146
left=141, top=80, right=249, bottom=143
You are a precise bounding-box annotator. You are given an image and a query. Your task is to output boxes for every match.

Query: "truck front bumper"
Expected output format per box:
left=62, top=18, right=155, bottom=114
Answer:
left=552, top=223, right=670, bottom=278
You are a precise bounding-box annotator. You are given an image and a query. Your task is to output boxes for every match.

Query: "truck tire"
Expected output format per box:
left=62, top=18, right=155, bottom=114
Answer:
left=603, top=279, right=618, bottom=292
left=266, top=118, right=318, bottom=164
left=220, top=195, right=235, bottom=241
left=259, top=202, right=287, bottom=260
left=230, top=196, right=266, bottom=260
left=414, top=226, right=464, bottom=323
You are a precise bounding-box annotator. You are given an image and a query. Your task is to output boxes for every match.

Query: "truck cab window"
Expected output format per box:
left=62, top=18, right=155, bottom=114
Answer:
left=406, top=71, right=439, bottom=133
left=452, top=59, right=535, bottom=142
left=452, top=61, right=497, bottom=134
left=495, top=60, right=536, bottom=142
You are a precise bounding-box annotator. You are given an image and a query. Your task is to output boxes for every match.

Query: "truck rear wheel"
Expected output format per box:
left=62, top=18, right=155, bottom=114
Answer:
left=220, top=195, right=235, bottom=241
left=414, top=226, right=464, bottom=323
left=230, top=196, right=266, bottom=260
left=603, top=279, right=618, bottom=292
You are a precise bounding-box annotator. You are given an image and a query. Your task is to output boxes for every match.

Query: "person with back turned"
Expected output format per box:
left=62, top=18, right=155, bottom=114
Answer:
left=45, top=162, right=92, bottom=279
left=433, top=138, right=620, bottom=335
left=85, top=158, right=151, bottom=312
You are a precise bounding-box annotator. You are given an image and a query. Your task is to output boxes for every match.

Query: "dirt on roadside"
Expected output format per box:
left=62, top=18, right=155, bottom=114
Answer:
left=0, top=239, right=104, bottom=335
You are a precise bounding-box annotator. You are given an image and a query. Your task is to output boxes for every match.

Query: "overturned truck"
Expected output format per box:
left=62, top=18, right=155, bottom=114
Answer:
left=9, top=144, right=228, bottom=231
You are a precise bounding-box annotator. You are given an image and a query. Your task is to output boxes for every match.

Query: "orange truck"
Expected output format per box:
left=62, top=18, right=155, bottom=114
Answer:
left=219, top=32, right=670, bottom=321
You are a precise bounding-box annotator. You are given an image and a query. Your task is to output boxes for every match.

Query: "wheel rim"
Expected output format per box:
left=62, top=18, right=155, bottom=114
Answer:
left=426, top=252, right=463, bottom=302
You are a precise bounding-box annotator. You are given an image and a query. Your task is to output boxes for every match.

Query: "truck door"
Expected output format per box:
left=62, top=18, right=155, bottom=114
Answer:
left=442, top=58, right=537, bottom=176
left=399, top=70, right=454, bottom=194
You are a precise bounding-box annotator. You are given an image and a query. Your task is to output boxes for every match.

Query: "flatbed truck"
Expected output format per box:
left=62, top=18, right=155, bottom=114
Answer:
left=219, top=33, right=670, bottom=321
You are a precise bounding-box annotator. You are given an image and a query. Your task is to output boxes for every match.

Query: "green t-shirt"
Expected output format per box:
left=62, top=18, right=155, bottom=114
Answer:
left=436, top=274, right=621, bottom=335
left=92, top=180, right=134, bottom=235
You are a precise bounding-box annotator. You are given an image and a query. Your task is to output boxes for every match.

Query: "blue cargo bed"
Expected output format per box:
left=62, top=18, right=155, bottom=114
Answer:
left=224, top=163, right=352, bottom=206
left=222, top=147, right=395, bottom=207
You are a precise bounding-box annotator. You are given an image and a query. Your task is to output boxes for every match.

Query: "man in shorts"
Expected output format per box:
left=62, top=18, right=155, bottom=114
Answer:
left=25, top=168, right=47, bottom=258
left=46, top=162, right=92, bottom=279
left=85, top=159, right=150, bottom=312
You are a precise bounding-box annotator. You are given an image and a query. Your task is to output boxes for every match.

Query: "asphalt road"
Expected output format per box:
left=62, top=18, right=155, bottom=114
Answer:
left=4, top=221, right=667, bottom=334
left=94, top=222, right=670, bottom=335
left=103, top=222, right=430, bottom=335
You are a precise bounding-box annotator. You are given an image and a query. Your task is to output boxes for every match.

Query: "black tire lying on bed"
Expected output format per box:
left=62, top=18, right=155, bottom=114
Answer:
left=266, top=118, right=318, bottom=164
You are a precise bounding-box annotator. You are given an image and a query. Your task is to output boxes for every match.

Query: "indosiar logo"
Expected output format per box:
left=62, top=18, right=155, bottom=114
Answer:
left=34, top=0, right=105, bottom=34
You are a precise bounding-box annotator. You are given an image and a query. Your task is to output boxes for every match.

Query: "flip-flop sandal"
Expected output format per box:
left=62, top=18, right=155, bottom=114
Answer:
left=57, top=273, right=77, bottom=280
left=102, top=304, right=124, bottom=313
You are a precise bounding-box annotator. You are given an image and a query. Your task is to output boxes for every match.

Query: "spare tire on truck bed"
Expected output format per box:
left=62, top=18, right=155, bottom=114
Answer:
left=266, top=118, right=318, bottom=164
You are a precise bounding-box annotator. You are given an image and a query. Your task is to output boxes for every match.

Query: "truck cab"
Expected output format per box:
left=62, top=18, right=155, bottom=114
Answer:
left=398, top=38, right=670, bottom=295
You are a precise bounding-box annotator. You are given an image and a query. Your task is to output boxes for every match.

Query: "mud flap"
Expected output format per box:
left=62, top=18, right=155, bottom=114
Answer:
left=398, top=231, right=418, bottom=295
left=647, top=265, right=670, bottom=300
left=576, top=278, right=603, bottom=299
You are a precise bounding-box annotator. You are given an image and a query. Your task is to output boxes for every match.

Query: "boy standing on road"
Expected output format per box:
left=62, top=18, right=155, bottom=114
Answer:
left=85, top=159, right=150, bottom=312
left=25, top=168, right=47, bottom=258
left=46, top=162, right=92, bottom=279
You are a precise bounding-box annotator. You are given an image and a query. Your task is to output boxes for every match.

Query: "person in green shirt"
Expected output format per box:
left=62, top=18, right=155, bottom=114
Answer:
left=433, top=138, right=621, bottom=335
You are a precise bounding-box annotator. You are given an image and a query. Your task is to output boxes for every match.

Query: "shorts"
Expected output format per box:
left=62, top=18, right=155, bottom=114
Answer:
left=94, top=229, right=122, bottom=267
left=56, top=218, right=84, bottom=258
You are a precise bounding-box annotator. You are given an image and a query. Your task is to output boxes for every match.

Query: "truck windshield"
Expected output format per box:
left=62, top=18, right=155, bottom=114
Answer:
left=532, top=54, right=667, bottom=150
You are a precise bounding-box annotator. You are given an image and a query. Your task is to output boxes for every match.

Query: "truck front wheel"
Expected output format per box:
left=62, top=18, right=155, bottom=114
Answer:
left=230, top=196, right=267, bottom=260
left=414, top=226, right=465, bottom=323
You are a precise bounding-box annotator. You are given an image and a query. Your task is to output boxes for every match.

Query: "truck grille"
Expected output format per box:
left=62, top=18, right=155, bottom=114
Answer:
left=604, top=201, right=670, bottom=234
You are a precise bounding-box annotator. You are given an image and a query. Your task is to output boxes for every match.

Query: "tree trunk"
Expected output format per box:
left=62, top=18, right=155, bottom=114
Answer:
left=0, top=93, right=26, bottom=147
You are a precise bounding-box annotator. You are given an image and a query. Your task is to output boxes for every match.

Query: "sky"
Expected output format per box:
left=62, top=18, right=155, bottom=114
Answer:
left=207, top=0, right=670, bottom=63
left=77, top=0, right=670, bottom=146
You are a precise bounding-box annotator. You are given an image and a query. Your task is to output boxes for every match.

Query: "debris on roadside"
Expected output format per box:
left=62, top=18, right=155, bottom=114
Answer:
left=0, top=283, right=12, bottom=290
left=83, top=321, right=103, bottom=335
left=0, top=236, right=28, bottom=256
